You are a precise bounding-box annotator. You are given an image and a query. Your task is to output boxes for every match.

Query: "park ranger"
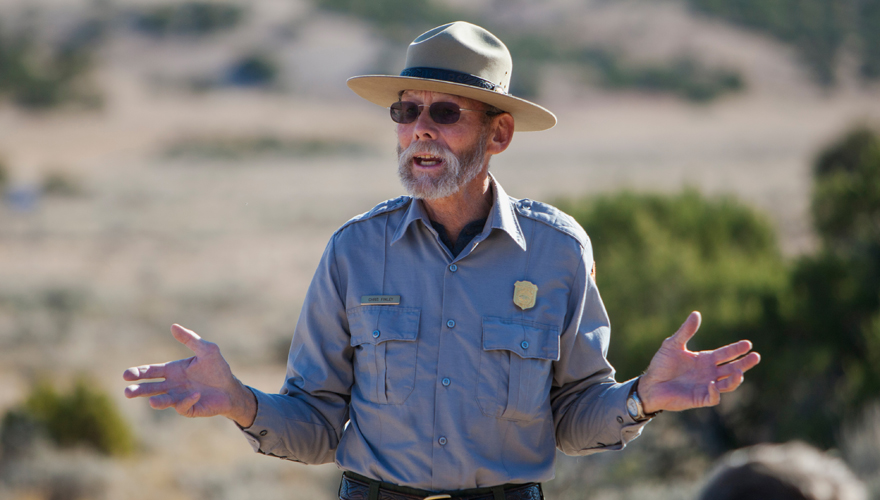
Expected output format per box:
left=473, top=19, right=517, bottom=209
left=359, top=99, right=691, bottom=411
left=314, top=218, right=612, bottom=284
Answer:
left=124, top=21, right=761, bottom=500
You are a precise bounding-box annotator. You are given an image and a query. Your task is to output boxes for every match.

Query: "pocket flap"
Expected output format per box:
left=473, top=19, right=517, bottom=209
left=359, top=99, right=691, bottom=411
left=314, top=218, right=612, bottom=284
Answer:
left=348, top=306, right=421, bottom=346
left=482, top=317, right=560, bottom=360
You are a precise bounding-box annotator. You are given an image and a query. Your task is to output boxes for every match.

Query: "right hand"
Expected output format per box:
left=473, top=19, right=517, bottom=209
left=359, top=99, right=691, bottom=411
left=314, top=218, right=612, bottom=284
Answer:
left=123, top=324, right=257, bottom=427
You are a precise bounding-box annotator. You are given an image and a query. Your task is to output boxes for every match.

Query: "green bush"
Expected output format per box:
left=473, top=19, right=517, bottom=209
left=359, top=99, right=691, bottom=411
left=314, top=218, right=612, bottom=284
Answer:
left=685, top=0, right=880, bottom=86
left=0, top=25, right=98, bottom=109
left=131, top=2, right=245, bottom=37
left=312, top=0, right=458, bottom=42
left=559, top=190, right=787, bottom=382
left=560, top=126, right=880, bottom=450
left=16, top=377, right=135, bottom=456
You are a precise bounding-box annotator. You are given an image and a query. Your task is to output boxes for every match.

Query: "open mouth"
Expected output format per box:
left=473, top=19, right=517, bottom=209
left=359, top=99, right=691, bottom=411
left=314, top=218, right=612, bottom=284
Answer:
left=414, top=154, right=444, bottom=167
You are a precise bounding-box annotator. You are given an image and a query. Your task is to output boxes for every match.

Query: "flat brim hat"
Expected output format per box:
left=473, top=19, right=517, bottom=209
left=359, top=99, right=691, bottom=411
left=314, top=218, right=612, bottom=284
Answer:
left=347, top=21, right=557, bottom=132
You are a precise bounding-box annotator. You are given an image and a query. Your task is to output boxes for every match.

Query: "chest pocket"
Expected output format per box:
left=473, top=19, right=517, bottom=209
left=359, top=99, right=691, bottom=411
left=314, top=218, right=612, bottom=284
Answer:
left=348, top=305, right=421, bottom=405
left=477, top=317, right=560, bottom=422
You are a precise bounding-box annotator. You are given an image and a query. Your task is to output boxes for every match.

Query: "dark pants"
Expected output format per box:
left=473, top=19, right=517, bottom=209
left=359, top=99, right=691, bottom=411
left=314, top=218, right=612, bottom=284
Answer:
left=338, top=472, right=544, bottom=500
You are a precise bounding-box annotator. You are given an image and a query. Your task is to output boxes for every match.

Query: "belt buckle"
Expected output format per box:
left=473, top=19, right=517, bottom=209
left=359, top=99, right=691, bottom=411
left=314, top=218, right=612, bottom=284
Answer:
left=423, top=496, right=452, bottom=500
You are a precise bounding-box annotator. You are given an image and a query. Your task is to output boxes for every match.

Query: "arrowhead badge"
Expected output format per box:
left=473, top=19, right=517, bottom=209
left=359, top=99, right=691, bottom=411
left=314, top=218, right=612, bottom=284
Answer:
left=513, top=281, right=538, bottom=310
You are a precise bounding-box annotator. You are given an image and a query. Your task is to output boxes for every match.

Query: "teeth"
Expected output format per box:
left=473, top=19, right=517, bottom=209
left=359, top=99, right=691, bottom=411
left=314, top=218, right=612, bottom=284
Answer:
left=414, top=155, right=441, bottom=166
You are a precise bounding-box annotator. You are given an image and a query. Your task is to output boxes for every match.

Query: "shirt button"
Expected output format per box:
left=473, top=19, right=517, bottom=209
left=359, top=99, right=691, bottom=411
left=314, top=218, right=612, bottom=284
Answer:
left=441, top=377, right=451, bottom=387
left=438, top=437, right=447, bottom=446
left=521, top=341, right=529, bottom=349
left=259, top=430, right=268, bottom=436
left=449, top=264, right=458, bottom=272
left=447, top=319, right=455, bottom=328
left=372, top=330, right=380, bottom=338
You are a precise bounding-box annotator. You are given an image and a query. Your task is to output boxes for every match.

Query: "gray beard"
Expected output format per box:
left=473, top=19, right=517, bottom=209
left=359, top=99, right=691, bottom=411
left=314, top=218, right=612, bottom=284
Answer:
left=396, top=132, right=488, bottom=200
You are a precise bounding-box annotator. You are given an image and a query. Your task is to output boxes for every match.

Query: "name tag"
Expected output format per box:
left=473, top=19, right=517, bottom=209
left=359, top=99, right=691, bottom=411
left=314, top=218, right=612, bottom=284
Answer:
left=360, top=295, right=401, bottom=306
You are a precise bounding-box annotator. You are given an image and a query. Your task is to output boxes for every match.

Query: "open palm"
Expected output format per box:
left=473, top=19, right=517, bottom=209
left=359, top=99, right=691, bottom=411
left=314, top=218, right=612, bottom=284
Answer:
left=639, top=312, right=761, bottom=413
left=123, top=324, right=251, bottom=422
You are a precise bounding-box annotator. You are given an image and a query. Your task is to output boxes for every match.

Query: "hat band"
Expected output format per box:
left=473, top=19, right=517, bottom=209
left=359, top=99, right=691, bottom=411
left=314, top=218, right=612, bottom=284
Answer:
left=399, top=67, right=506, bottom=94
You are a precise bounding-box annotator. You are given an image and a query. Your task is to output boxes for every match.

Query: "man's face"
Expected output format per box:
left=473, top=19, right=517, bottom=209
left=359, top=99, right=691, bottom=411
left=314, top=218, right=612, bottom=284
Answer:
left=396, top=90, right=493, bottom=200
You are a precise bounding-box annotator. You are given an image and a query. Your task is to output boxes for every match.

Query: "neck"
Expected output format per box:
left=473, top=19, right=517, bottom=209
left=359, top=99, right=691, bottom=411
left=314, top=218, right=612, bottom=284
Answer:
left=421, top=172, right=492, bottom=243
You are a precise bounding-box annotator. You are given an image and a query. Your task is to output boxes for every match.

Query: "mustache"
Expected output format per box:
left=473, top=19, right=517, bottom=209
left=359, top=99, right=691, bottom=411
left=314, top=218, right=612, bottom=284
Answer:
left=397, top=141, right=457, bottom=170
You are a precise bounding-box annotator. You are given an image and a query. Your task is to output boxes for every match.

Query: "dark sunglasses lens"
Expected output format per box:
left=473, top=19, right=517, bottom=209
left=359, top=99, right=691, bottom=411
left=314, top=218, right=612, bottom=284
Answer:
left=390, top=102, right=419, bottom=124
left=429, top=102, right=462, bottom=124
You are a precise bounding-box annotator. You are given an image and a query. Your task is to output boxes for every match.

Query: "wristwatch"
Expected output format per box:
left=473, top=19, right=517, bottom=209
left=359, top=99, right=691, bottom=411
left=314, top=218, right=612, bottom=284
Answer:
left=626, top=377, right=661, bottom=422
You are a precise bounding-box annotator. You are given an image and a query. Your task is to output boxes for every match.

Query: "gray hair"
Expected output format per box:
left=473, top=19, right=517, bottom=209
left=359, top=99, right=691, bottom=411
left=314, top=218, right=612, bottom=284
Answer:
left=698, top=442, right=867, bottom=500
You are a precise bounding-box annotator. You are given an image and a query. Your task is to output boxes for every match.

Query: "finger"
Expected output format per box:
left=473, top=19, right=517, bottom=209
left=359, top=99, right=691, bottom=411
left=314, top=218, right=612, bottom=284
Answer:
left=171, top=324, right=209, bottom=357
left=124, top=381, right=170, bottom=399
left=175, top=392, right=200, bottom=417
left=123, top=364, right=167, bottom=382
left=716, top=370, right=745, bottom=393
left=711, top=340, right=754, bottom=365
left=703, top=380, right=721, bottom=407
left=669, top=311, right=702, bottom=349
left=149, top=393, right=174, bottom=410
left=725, top=351, right=761, bottom=374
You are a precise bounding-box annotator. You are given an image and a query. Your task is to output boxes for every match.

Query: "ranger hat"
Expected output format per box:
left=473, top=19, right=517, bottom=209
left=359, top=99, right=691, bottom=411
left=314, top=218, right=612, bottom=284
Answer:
left=347, top=21, right=557, bottom=132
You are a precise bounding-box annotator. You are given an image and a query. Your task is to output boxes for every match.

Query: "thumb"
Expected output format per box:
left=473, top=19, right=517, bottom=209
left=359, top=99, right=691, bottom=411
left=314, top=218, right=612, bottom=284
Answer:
left=171, top=324, right=209, bottom=356
left=670, top=311, right=701, bottom=349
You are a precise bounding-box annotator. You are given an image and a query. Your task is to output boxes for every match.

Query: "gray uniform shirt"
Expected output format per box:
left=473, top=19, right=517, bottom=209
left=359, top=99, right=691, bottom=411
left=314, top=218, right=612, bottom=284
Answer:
left=242, top=176, right=649, bottom=491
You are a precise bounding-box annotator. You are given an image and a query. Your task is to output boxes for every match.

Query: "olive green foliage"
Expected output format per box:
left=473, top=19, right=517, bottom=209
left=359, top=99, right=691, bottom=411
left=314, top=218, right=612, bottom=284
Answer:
left=562, top=126, right=880, bottom=450
left=310, top=0, right=744, bottom=102
left=15, top=378, right=135, bottom=455
left=778, top=126, right=880, bottom=445
left=163, top=135, right=368, bottom=160
left=0, top=157, right=8, bottom=190
left=130, top=2, right=244, bottom=37
left=859, top=0, right=880, bottom=79
left=311, top=0, right=459, bottom=42
left=0, top=19, right=102, bottom=109
left=559, top=190, right=786, bottom=382
left=686, top=0, right=880, bottom=85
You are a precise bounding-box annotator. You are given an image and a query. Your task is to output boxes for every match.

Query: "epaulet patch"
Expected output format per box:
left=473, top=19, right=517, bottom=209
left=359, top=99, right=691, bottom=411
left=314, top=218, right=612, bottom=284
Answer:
left=335, top=196, right=411, bottom=234
left=512, top=197, right=589, bottom=248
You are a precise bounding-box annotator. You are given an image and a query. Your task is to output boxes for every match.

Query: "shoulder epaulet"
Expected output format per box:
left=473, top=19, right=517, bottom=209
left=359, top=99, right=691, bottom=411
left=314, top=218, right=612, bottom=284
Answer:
left=335, top=195, right=411, bottom=235
left=512, top=197, right=589, bottom=248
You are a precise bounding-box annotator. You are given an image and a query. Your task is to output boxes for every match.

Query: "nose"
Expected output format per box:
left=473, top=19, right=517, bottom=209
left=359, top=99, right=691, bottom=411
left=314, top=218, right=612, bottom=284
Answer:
left=411, top=104, right=438, bottom=141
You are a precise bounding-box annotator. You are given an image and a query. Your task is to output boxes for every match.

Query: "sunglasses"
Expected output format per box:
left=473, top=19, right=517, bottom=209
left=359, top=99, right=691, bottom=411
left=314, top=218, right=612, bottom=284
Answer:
left=389, top=101, right=496, bottom=125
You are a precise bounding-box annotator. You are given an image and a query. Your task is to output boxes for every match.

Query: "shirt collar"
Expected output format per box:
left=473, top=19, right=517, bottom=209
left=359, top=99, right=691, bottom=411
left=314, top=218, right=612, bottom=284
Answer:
left=391, top=174, right=527, bottom=252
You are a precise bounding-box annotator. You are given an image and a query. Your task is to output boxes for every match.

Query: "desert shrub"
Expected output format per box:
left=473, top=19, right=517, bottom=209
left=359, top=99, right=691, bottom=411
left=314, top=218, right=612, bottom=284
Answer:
left=225, top=52, right=279, bottom=87
left=163, top=135, right=367, bottom=160
left=772, top=126, right=880, bottom=445
left=130, top=2, right=245, bottom=37
left=42, top=170, right=85, bottom=197
left=16, top=378, right=135, bottom=456
left=0, top=157, right=8, bottom=191
left=559, top=190, right=787, bottom=383
left=859, top=0, right=880, bottom=79
left=312, top=0, right=459, bottom=42
left=685, top=0, right=880, bottom=86
left=311, top=0, right=745, bottom=102
left=0, top=21, right=100, bottom=109
left=561, top=126, right=880, bottom=450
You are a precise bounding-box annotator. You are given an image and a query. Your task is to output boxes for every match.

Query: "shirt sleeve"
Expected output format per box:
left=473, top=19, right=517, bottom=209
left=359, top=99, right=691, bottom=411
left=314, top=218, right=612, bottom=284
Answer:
left=239, top=234, right=352, bottom=464
left=551, top=243, right=651, bottom=456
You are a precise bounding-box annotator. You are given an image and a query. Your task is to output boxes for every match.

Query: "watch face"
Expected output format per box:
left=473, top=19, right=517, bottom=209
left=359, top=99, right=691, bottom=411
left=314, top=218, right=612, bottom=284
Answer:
left=626, top=396, right=639, bottom=418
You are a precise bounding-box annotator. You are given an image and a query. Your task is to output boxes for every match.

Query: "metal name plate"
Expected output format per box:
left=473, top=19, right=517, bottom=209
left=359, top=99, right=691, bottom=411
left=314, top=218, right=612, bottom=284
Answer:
left=360, top=295, right=401, bottom=306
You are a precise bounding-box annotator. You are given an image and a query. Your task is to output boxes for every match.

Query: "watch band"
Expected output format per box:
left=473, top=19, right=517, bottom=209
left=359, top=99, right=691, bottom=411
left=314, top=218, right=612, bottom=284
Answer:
left=627, top=377, right=662, bottom=421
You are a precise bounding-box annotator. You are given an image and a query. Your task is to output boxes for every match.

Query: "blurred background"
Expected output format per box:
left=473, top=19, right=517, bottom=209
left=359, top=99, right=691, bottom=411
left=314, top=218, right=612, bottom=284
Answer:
left=1, top=0, right=880, bottom=499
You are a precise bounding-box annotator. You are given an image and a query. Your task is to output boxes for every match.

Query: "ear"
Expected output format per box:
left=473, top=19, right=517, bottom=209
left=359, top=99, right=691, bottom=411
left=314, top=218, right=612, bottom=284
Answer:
left=486, top=113, right=515, bottom=156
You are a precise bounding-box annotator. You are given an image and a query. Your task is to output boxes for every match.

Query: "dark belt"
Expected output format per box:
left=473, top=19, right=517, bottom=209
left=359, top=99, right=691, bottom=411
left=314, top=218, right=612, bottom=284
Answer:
left=338, top=472, right=543, bottom=500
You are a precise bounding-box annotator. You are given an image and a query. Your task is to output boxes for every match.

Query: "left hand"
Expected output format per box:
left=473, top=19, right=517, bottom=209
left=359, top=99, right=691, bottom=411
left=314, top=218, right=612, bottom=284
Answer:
left=638, top=311, right=761, bottom=414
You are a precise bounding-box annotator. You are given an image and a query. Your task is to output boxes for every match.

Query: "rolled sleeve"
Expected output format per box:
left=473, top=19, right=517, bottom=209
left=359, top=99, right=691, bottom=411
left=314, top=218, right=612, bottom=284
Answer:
left=551, top=244, right=651, bottom=455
